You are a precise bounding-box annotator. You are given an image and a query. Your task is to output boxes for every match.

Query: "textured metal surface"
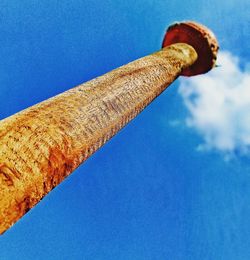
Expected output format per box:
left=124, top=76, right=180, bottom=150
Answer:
left=0, top=43, right=197, bottom=234
left=162, top=21, right=219, bottom=76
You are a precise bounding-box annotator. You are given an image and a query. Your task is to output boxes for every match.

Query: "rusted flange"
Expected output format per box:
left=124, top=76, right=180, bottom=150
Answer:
left=162, top=21, right=219, bottom=76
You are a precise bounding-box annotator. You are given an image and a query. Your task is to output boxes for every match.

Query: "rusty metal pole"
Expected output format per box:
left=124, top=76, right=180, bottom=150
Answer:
left=0, top=21, right=218, bottom=234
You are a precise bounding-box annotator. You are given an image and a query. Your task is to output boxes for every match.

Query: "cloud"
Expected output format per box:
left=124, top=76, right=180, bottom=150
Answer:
left=178, top=51, right=250, bottom=156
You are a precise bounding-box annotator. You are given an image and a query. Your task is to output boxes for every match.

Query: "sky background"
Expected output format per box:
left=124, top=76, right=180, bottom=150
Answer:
left=0, top=0, right=250, bottom=259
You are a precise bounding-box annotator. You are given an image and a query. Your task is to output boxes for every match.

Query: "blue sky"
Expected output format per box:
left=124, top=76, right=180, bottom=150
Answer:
left=0, top=0, right=250, bottom=259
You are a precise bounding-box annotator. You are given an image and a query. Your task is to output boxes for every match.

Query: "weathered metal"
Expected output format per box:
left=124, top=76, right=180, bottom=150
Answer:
left=0, top=21, right=218, bottom=234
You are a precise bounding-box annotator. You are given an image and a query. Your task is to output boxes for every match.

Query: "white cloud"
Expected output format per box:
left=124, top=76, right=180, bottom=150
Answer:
left=178, top=51, right=250, bottom=156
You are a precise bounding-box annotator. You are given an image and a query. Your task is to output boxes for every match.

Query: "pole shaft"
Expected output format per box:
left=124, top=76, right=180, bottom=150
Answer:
left=0, top=43, right=197, bottom=234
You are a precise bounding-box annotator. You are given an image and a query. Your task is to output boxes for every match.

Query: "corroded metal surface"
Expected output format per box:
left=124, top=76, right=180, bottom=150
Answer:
left=162, top=21, right=219, bottom=76
left=0, top=43, right=197, bottom=234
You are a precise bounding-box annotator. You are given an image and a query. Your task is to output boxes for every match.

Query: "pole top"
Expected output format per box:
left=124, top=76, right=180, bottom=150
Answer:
left=162, top=21, right=219, bottom=76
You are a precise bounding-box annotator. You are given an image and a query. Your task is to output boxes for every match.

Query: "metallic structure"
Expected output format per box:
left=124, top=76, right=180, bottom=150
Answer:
left=0, top=21, right=218, bottom=234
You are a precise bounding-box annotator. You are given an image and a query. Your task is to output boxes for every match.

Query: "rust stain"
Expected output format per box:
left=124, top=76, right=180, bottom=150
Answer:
left=0, top=164, right=21, bottom=186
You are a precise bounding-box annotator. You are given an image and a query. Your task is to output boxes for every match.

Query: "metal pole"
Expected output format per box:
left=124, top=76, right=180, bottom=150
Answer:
left=0, top=21, right=218, bottom=234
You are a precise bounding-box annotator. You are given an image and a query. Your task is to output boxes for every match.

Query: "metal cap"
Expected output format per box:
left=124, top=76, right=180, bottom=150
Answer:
left=162, top=21, right=219, bottom=76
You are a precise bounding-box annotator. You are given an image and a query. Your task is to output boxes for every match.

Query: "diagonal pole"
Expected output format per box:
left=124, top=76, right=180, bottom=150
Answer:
left=0, top=21, right=218, bottom=234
